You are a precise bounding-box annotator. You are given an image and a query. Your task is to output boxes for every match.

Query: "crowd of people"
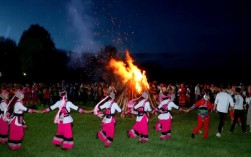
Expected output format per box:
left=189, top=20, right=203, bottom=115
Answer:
left=0, top=80, right=251, bottom=150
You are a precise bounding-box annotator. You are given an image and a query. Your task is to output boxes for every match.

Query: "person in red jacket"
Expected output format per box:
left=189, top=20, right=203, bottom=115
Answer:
left=185, top=92, right=214, bottom=139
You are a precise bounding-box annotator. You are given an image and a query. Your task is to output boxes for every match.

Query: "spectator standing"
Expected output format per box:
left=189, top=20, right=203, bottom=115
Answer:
left=245, top=93, right=251, bottom=132
left=230, top=87, right=246, bottom=134
left=214, top=85, right=234, bottom=137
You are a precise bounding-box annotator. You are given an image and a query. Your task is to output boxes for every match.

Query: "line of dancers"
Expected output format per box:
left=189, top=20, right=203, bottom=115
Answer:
left=0, top=87, right=246, bottom=150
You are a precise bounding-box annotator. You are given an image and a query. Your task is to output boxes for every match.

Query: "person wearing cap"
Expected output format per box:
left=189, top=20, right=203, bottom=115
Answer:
left=8, top=90, right=39, bottom=150
left=153, top=92, right=181, bottom=140
left=185, top=91, right=214, bottom=139
left=127, top=91, right=152, bottom=143
left=42, top=90, right=91, bottom=150
left=95, top=92, right=123, bottom=147
left=214, top=85, right=234, bottom=137
left=0, top=90, right=10, bottom=144
left=229, top=87, right=246, bottom=134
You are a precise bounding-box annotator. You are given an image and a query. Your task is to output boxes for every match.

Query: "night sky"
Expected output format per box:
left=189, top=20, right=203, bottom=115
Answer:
left=1, top=0, right=251, bottom=81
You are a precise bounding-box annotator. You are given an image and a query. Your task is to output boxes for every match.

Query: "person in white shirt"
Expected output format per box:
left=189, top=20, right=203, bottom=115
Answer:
left=214, top=85, right=234, bottom=137
left=42, top=90, right=91, bottom=150
left=194, top=83, right=201, bottom=102
left=127, top=91, right=152, bottom=143
left=95, top=92, right=123, bottom=147
left=153, top=92, right=180, bottom=140
left=230, top=87, right=246, bottom=133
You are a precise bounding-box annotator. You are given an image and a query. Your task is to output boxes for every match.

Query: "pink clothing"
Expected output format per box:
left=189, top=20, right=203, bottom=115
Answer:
left=102, top=118, right=115, bottom=138
left=96, top=98, right=122, bottom=147
left=97, top=117, right=116, bottom=147
left=155, top=119, right=171, bottom=133
left=8, top=100, right=33, bottom=150
left=46, top=98, right=85, bottom=150
left=128, top=114, right=149, bottom=142
left=0, top=117, right=8, bottom=143
left=132, top=114, right=148, bottom=135
left=155, top=119, right=172, bottom=140
left=8, top=117, right=24, bottom=150
left=52, top=123, right=74, bottom=149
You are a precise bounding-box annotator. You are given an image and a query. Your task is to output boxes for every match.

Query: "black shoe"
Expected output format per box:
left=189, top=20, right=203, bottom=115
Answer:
left=96, top=131, right=99, bottom=139
left=191, top=133, right=195, bottom=139
left=126, top=130, right=130, bottom=138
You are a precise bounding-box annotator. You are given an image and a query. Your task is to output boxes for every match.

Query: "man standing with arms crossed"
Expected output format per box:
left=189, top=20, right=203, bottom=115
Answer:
left=214, top=85, right=234, bottom=137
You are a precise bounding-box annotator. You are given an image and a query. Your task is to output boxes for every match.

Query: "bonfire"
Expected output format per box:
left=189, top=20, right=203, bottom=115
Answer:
left=107, top=50, right=158, bottom=116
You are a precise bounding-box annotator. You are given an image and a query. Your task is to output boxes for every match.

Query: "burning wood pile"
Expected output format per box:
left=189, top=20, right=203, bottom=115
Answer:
left=107, top=50, right=158, bottom=116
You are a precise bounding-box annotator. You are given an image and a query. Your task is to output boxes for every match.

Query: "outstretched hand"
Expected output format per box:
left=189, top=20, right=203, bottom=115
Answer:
left=120, top=113, right=125, bottom=118
left=184, top=109, right=190, bottom=113
left=33, top=110, right=44, bottom=114
left=32, top=110, right=40, bottom=114
left=85, top=110, right=94, bottom=114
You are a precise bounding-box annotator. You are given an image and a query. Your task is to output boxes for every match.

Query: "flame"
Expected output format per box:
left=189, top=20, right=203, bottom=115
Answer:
left=108, top=50, right=149, bottom=93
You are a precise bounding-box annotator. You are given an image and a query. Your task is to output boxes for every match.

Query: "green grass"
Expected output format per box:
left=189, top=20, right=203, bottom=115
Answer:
left=0, top=104, right=250, bottom=157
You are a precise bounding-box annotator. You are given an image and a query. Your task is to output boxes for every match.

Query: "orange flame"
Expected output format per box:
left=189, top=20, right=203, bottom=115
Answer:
left=108, top=50, right=149, bottom=93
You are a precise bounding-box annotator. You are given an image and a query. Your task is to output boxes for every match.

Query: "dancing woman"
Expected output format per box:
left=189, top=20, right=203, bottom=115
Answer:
left=0, top=90, right=10, bottom=144
left=7, top=90, right=39, bottom=150
left=42, top=90, right=91, bottom=150
left=94, top=92, right=123, bottom=147
left=127, top=91, right=152, bottom=143
left=153, top=92, right=181, bottom=140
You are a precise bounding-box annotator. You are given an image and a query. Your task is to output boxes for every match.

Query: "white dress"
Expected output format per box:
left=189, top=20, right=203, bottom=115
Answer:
left=245, top=97, right=251, bottom=126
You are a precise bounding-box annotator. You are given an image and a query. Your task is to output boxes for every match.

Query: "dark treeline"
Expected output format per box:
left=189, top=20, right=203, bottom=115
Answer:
left=1, top=24, right=250, bottom=85
left=0, top=24, right=121, bottom=84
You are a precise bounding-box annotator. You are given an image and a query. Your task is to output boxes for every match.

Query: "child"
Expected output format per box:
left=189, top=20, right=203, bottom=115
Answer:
left=185, top=93, right=214, bottom=139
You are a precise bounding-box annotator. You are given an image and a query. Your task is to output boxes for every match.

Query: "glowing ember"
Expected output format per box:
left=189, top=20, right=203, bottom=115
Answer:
left=108, top=50, right=149, bottom=93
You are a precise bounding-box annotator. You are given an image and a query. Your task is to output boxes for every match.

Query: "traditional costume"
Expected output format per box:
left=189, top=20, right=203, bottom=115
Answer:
left=153, top=94, right=180, bottom=140
left=8, top=90, right=37, bottom=150
left=127, top=91, right=152, bottom=143
left=178, top=83, right=186, bottom=107
left=94, top=92, right=122, bottom=147
left=0, top=90, right=10, bottom=144
left=187, top=93, right=214, bottom=139
left=42, top=90, right=86, bottom=150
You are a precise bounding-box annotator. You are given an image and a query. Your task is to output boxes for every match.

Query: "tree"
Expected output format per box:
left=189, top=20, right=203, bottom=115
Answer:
left=0, top=37, right=20, bottom=82
left=95, top=45, right=120, bottom=83
left=18, top=24, right=56, bottom=81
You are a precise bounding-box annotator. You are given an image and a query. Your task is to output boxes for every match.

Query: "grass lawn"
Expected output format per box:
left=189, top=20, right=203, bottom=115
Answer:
left=0, top=103, right=250, bottom=157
